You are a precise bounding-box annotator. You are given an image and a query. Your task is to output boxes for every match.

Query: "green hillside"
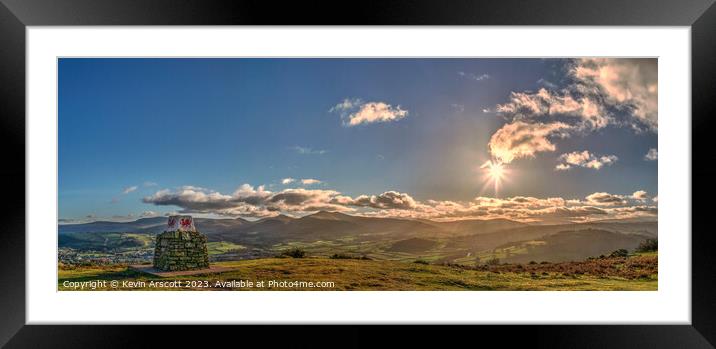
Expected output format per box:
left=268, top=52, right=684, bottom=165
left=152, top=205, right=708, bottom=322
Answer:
left=58, top=254, right=657, bottom=291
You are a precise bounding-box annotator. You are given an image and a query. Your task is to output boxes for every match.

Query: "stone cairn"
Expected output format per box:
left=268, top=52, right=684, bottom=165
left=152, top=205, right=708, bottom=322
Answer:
left=153, top=215, right=209, bottom=271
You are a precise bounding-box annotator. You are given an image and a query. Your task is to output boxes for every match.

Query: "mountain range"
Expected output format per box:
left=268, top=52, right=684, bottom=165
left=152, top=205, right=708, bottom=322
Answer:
left=59, top=211, right=528, bottom=243
left=60, top=211, right=655, bottom=245
left=58, top=211, right=657, bottom=263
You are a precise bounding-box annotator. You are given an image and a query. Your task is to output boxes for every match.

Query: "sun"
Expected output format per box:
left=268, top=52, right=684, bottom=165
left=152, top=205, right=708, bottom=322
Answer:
left=487, top=161, right=505, bottom=181
left=480, top=160, right=509, bottom=196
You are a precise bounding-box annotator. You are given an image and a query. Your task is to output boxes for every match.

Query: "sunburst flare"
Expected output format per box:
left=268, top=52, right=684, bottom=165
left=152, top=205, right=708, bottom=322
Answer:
left=480, top=160, right=509, bottom=196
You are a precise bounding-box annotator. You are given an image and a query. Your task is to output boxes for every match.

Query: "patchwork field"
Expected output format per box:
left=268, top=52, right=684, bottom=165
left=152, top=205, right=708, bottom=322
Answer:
left=58, top=214, right=658, bottom=268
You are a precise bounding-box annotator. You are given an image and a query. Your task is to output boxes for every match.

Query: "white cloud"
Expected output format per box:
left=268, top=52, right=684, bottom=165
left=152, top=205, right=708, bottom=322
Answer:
left=144, top=184, right=349, bottom=217
left=301, top=178, right=321, bottom=185
left=458, top=71, right=490, bottom=81
left=143, top=184, right=655, bottom=223
left=341, top=191, right=418, bottom=210
left=141, top=211, right=159, bottom=217
left=585, top=192, right=627, bottom=206
left=360, top=191, right=653, bottom=222
left=572, top=58, right=657, bottom=129
left=331, top=98, right=408, bottom=126
left=537, top=78, right=558, bottom=89
left=632, top=190, right=649, bottom=201
left=496, top=88, right=610, bottom=131
left=644, top=148, right=658, bottom=161
left=555, top=163, right=571, bottom=171
left=329, top=98, right=359, bottom=112
left=604, top=205, right=658, bottom=217
left=143, top=181, right=158, bottom=187
left=555, top=150, right=618, bottom=170
left=143, top=187, right=234, bottom=211
left=488, top=121, right=572, bottom=164
left=122, top=186, right=138, bottom=194
left=104, top=213, right=143, bottom=222
left=281, top=178, right=295, bottom=185
left=59, top=215, right=101, bottom=224
left=486, top=58, right=657, bottom=166
left=267, top=188, right=347, bottom=212
left=291, top=146, right=326, bottom=155
left=450, top=103, right=465, bottom=112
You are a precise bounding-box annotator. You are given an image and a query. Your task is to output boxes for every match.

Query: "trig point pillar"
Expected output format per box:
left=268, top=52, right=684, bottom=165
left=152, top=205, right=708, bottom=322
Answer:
left=153, top=215, right=209, bottom=271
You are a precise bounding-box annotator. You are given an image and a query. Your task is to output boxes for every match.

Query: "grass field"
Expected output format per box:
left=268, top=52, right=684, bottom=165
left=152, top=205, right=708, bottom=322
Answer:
left=206, top=241, right=246, bottom=255
left=58, top=254, right=657, bottom=291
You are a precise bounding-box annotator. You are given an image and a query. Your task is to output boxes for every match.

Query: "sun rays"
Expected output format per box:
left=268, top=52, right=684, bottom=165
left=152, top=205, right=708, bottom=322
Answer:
left=480, top=160, right=510, bottom=196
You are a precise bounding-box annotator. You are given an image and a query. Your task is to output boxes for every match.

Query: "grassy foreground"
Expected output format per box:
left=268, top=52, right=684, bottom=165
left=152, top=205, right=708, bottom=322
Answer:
left=58, top=254, right=657, bottom=291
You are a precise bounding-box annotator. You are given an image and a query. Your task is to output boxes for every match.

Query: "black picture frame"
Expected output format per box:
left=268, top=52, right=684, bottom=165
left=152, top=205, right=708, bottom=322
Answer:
left=1, top=0, right=714, bottom=347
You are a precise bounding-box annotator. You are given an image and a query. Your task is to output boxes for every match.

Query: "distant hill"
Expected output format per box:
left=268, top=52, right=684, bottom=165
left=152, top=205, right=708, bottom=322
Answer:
left=58, top=217, right=167, bottom=234
left=588, top=221, right=657, bottom=237
left=58, top=216, right=251, bottom=235
left=448, top=221, right=657, bottom=252
left=58, top=232, right=151, bottom=251
left=58, top=211, right=527, bottom=243
left=58, top=212, right=657, bottom=261
left=498, top=229, right=649, bottom=263
left=210, top=211, right=453, bottom=244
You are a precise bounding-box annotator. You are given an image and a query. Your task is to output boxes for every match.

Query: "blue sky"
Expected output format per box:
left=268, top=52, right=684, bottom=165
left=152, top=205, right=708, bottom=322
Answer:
left=59, top=58, right=657, bottom=223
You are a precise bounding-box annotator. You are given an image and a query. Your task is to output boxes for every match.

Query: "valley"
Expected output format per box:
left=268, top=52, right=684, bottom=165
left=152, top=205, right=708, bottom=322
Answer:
left=58, top=211, right=657, bottom=267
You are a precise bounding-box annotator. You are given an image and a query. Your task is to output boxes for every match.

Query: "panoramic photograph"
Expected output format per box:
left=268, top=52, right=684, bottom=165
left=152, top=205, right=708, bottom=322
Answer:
left=58, top=58, right=658, bottom=291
